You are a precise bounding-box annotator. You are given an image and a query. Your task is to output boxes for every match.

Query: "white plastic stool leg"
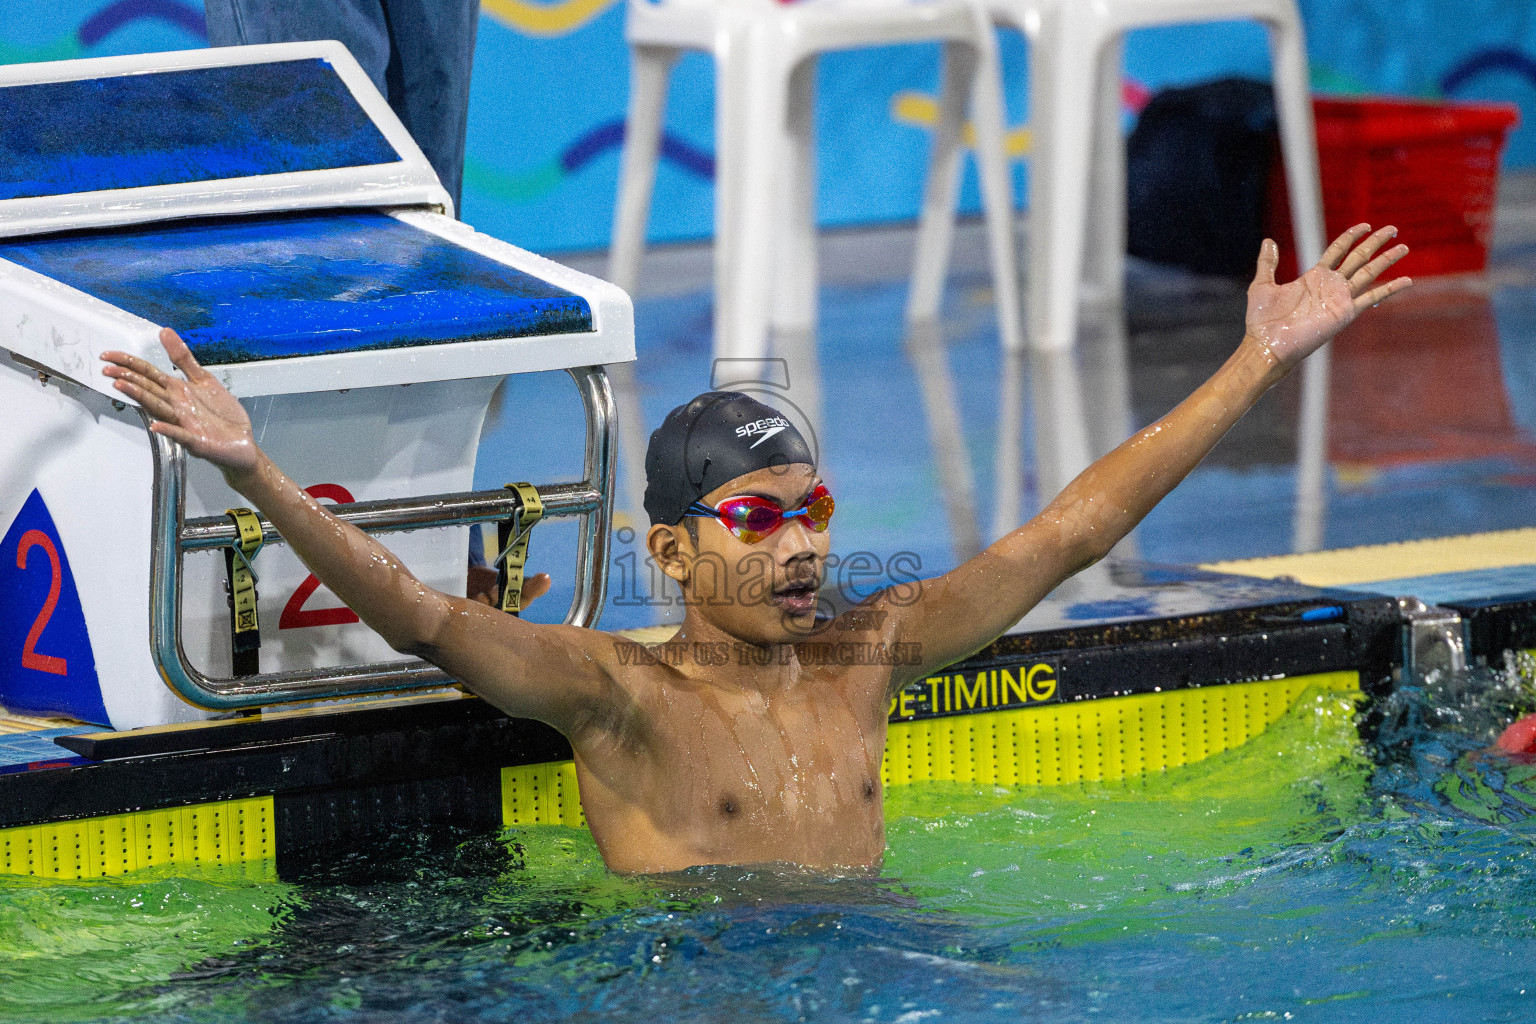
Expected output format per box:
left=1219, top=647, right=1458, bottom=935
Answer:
left=772, top=55, right=819, bottom=334
left=966, top=11, right=1026, bottom=353
left=991, top=347, right=1025, bottom=539
left=906, top=319, right=984, bottom=559
left=710, top=23, right=750, bottom=359
left=1268, top=9, right=1325, bottom=272
left=1079, top=310, right=1137, bottom=556
left=714, top=23, right=785, bottom=360
left=907, top=40, right=974, bottom=324
left=770, top=55, right=825, bottom=441
left=1265, top=11, right=1330, bottom=552
left=1082, top=34, right=1125, bottom=309
left=608, top=360, right=651, bottom=525
left=1027, top=5, right=1100, bottom=352
left=608, top=45, right=679, bottom=526
left=609, top=45, right=680, bottom=295
left=774, top=321, right=825, bottom=464
left=1030, top=347, right=1092, bottom=504
left=1294, top=347, right=1330, bottom=550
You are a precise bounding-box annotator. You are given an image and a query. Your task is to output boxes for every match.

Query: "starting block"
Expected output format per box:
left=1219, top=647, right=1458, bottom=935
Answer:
left=0, top=43, right=634, bottom=730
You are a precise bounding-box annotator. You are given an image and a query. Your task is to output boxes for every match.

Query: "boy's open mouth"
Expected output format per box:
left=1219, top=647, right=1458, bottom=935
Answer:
left=772, top=583, right=817, bottom=615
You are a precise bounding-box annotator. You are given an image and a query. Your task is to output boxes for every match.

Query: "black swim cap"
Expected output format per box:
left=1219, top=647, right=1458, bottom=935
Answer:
left=644, top=392, right=815, bottom=526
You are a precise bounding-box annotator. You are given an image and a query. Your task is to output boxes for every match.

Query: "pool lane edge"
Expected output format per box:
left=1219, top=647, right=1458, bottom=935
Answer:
left=0, top=593, right=1403, bottom=880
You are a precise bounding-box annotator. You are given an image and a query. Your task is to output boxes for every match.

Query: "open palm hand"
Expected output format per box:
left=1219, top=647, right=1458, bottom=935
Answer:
left=101, top=328, right=261, bottom=481
left=1246, top=224, right=1412, bottom=369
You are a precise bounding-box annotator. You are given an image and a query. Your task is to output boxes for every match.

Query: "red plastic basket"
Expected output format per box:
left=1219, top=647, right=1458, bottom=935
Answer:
left=1267, top=95, right=1519, bottom=279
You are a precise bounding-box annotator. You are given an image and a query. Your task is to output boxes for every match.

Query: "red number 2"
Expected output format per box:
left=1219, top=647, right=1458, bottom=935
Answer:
left=17, top=530, right=67, bottom=676
left=279, top=484, right=362, bottom=630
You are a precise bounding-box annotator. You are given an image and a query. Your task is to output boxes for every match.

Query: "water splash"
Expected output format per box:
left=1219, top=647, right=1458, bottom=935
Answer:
left=12, top=668, right=1536, bottom=1021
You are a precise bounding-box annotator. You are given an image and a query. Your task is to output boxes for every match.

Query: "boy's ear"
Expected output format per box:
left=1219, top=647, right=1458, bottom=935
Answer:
left=647, top=523, right=692, bottom=584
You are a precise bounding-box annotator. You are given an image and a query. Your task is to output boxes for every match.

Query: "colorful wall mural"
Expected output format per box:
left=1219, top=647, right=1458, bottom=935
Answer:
left=5, top=0, right=1536, bottom=254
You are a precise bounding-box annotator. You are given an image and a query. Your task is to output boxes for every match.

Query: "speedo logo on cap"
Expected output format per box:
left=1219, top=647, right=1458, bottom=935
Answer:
left=736, top=416, right=791, bottom=448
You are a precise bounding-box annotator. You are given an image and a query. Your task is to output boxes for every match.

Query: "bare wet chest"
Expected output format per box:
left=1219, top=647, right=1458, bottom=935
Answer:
left=646, top=683, right=885, bottom=826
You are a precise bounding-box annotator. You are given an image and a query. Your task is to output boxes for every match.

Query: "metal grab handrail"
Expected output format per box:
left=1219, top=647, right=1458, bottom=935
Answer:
left=178, top=482, right=603, bottom=550
left=147, top=365, right=617, bottom=711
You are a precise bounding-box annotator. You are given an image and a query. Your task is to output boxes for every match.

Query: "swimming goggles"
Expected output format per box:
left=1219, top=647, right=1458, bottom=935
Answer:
left=684, top=484, right=835, bottom=544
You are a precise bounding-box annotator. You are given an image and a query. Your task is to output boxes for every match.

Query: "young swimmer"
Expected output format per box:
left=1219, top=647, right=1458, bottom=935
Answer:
left=101, top=225, right=1411, bottom=874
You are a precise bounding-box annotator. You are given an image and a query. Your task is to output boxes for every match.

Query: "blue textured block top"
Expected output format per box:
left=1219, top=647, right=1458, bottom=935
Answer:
left=0, top=210, right=594, bottom=364
left=0, top=59, right=400, bottom=201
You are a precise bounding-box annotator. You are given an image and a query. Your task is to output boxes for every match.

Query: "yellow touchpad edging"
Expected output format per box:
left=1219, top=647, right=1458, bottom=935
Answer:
left=0, top=796, right=275, bottom=880
left=883, top=671, right=1359, bottom=787
left=500, top=671, right=1360, bottom=827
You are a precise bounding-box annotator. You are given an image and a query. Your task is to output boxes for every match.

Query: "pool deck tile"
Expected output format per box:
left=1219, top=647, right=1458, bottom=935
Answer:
left=0, top=727, right=96, bottom=769
left=1204, top=527, right=1536, bottom=588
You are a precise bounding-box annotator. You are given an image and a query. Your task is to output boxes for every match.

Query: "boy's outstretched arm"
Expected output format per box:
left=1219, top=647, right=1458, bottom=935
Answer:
left=890, top=224, right=1412, bottom=682
left=100, top=330, right=622, bottom=735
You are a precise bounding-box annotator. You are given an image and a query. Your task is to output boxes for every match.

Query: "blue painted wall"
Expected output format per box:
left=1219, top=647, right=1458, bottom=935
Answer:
left=3, top=0, right=1536, bottom=254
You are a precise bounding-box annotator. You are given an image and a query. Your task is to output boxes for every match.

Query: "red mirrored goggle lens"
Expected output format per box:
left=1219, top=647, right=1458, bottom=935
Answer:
left=713, top=486, right=834, bottom=543
left=719, top=500, right=782, bottom=539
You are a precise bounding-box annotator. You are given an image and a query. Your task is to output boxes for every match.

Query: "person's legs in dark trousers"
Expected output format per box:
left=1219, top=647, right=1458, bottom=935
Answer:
left=377, top=0, right=479, bottom=213
left=203, top=0, right=478, bottom=212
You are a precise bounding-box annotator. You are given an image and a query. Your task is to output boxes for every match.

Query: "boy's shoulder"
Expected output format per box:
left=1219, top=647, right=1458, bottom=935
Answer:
left=615, top=625, right=681, bottom=647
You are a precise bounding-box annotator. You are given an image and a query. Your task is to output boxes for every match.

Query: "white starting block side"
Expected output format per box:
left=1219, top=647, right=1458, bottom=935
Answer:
left=179, top=378, right=501, bottom=696
left=0, top=361, right=154, bottom=727
left=0, top=368, right=492, bottom=728
left=0, top=45, right=633, bottom=730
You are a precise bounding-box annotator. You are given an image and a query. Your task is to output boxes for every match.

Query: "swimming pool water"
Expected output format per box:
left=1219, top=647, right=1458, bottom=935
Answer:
left=6, top=669, right=1536, bottom=1023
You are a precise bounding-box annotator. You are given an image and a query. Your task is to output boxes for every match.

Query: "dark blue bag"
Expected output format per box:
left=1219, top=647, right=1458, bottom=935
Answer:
left=1127, top=77, right=1279, bottom=278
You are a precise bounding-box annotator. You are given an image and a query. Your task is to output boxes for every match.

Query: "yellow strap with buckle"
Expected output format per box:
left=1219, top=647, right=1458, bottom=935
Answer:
left=223, top=507, right=264, bottom=677
left=496, top=483, right=543, bottom=616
